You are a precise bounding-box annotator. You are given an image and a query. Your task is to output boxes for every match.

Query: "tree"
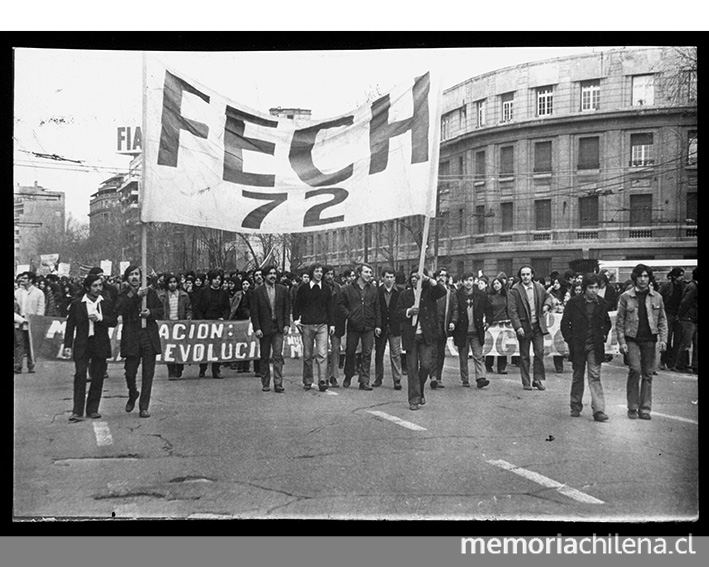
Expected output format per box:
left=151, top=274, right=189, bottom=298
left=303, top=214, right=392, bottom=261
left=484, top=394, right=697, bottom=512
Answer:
left=660, top=46, right=697, bottom=105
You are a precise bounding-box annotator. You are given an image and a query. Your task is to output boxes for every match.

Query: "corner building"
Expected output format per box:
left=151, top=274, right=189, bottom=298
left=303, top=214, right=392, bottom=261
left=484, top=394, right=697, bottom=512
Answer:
left=299, top=47, right=697, bottom=278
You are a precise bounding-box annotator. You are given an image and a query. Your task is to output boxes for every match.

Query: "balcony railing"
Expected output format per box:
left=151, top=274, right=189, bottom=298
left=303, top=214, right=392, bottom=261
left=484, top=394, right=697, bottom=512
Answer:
left=629, top=229, right=652, bottom=238
left=533, top=232, right=551, bottom=241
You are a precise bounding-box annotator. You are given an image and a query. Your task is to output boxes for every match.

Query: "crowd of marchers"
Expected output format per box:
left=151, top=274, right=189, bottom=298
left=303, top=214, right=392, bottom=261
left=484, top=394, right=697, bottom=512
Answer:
left=14, top=261, right=697, bottom=422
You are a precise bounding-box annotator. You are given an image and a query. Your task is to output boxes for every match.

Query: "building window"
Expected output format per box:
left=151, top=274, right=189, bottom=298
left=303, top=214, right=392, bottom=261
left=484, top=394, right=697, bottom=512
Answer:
left=501, top=202, right=514, bottom=232
left=578, top=136, right=600, bottom=170
left=501, top=92, right=514, bottom=123
left=536, top=86, right=554, bottom=116
left=475, top=99, right=486, bottom=128
left=497, top=259, right=513, bottom=278
left=475, top=205, right=486, bottom=234
left=439, top=160, right=450, bottom=192
left=500, top=146, right=514, bottom=176
left=475, top=150, right=486, bottom=180
left=630, top=194, right=652, bottom=227
left=441, top=113, right=451, bottom=140
left=579, top=195, right=599, bottom=228
left=458, top=155, right=466, bottom=176
left=535, top=258, right=552, bottom=280
left=580, top=80, right=600, bottom=111
left=458, top=208, right=465, bottom=233
left=535, top=199, right=552, bottom=230
left=439, top=211, right=449, bottom=238
left=457, top=260, right=465, bottom=276
left=632, top=74, right=655, bottom=106
left=534, top=141, right=552, bottom=173
left=686, top=192, right=697, bottom=224
left=680, top=70, right=697, bottom=103
left=688, top=131, right=697, bottom=165
left=630, top=133, right=655, bottom=167
left=473, top=259, right=485, bottom=276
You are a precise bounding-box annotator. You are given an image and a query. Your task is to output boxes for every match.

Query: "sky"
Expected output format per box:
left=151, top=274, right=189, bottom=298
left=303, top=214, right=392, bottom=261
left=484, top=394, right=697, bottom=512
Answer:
left=14, top=45, right=640, bottom=225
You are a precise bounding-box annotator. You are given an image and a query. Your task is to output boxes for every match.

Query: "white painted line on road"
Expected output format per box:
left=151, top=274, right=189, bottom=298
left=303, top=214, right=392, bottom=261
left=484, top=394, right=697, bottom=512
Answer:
left=326, top=390, right=339, bottom=396
left=92, top=421, right=113, bottom=446
left=487, top=459, right=604, bottom=505
left=616, top=405, right=698, bottom=425
left=367, top=410, right=428, bottom=431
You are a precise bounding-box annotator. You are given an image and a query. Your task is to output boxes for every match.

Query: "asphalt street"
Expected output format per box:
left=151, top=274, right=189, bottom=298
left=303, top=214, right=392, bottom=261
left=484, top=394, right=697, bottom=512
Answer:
left=13, top=354, right=698, bottom=521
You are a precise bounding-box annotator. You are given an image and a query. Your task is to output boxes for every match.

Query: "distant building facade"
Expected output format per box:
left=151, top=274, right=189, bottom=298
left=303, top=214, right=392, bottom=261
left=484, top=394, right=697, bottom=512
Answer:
left=14, top=181, right=65, bottom=269
left=298, top=47, right=697, bottom=279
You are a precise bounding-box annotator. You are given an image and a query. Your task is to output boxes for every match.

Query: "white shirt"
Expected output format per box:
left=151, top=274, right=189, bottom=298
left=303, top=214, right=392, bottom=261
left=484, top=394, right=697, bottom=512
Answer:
left=82, top=294, right=104, bottom=336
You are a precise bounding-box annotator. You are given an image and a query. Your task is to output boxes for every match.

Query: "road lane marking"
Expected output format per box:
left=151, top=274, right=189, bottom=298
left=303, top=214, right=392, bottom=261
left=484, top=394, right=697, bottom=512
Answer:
left=92, top=421, right=113, bottom=446
left=326, top=390, right=339, bottom=396
left=616, top=405, right=698, bottom=425
left=367, top=410, right=427, bottom=431
left=487, top=459, right=604, bottom=505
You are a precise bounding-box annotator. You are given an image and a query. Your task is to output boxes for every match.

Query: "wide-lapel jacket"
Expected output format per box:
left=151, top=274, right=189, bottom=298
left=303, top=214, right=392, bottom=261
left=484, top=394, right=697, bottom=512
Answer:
left=508, top=281, right=554, bottom=335
left=116, top=286, right=164, bottom=357
left=378, top=284, right=401, bottom=337
left=64, top=295, right=117, bottom=360
left=251, top=283, right=290, bottom=335
left=396, top=280, right=447, bottom=350
left=560, top=294, right=611, bottom=362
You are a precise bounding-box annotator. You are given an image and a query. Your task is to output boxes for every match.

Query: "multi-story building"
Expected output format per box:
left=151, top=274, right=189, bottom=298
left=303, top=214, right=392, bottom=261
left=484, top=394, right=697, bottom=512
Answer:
left=14, top=181, right=65, bottom=269
left=299, top=47, right=697, bottom=280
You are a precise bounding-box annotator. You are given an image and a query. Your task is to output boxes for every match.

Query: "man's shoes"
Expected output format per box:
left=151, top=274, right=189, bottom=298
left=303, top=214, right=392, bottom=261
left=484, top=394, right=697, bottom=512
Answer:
left=125, top=390, right=139, bottom=413
left=593, top=411, right=609, bottom=422
left=659, top=362, right=668, bottom=370
left=394, top=381, right=402, bottom=390
left=14, top=369, right=22, bottom=374
left=318, top=380, right=329, bottom=392
left=303, top=384, right=312, bottom=391
left=409, top=403, right=419, bottom=411
left=461, top=382, right=471, bottom=388
left=430, top=379, right=438, bottom=390
left=213, top=372, right=223, bottom=379
left=274, top=386, right=285, bottom=393
left=68, top=413, right=84, bottom=422
left=476, top=379, right=490, bottom=389
left=372, top=379, right=382, bottom=387
left=329, top=377, right=339, bottom=388
left=262, top=386, right=271, bottom=392
left=523, top=385, right=533, bottom=391
left=437, top=381, right=445, bottom=388
left=139, top=410, right=150, bottom=418
left=343, top=377, right=351, bottom=388
left=627, top=409, right=639, bottom=420
left=28, top=368, right=36, bottom=374
left=639, top=412, right=652, bottom=420
left=532, top=380, right=546, bottom=391
left=88, top=412, right=102, bottom=419
left=498, top=370, right=508, bottom=375
left=570, top=409, right=581, bottom=418
left=198, top=371, right=206, bottom=378
left=419, top=396, right=426, bottom=405
left=359, top=383, right=373, bottom=391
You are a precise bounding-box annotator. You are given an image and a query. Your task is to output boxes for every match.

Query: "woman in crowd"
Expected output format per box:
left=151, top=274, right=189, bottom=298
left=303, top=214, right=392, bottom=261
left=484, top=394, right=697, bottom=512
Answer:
left=485, top=276, right=510, bottom=375
left=233, top=278, right=253, bottom=373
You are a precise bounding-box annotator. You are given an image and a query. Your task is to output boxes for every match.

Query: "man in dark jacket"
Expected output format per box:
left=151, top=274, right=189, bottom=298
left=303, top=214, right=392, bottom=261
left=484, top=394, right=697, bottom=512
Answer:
left=430, top=267, right=458, bottom=389
left=193, top=270, right=231, bottom=379
left=250, top=265, right=291, bottom=392
left=374, top=267, right=403, bottom=389
left=339, top=263, right=381, bottom=390
left=116, top=265, right=164, bottom=418
left=396, top=269, right=447, bottom=410
left=452, top=272, right=493, bottom=389
left=560, top=273, right=612, bottom=422
left=659, top=267, right=686, bottom=370
left=508, top=264, right=554, bottom=391
left=64, top=274, right=118, bottom=421
left=670, top=267, right=697, bottom=373
left=324, top=266, right=346, bottom=388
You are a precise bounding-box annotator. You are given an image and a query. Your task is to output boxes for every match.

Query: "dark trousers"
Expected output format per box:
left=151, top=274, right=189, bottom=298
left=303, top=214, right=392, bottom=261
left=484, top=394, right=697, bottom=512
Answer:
left=661, top=312, right=680, bottom=367
left=72, top=337, right=107, bottom=416
left=485, top=355, right=508, bottom=373
left=14, top=328, right=34, bottom=371
left=124, top=329, right=157, bottom=412
left=430, top=335, right=448, bottom=381
left=199, top=362, right=221, bottom=377
left=517, top=322, right=546, bottom=386
left=167, top=363, right=184, bottom=378
left=406, top=335, right=434, bottom=405
left=259, top=332, right=285, bottom=388
left=345, top=329, right=374, bottom=384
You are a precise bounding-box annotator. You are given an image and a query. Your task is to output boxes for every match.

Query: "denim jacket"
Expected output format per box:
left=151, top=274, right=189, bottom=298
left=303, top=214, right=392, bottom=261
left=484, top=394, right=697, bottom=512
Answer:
left=615, top=287, right=668, bottom=347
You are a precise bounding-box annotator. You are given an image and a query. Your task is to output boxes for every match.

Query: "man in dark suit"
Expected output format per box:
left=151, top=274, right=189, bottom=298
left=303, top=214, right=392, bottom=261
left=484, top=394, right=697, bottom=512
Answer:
left=374, top=267, right=403, bottom=389
left=508, top=264, right=554, bottom=391
left=64, top=274, right=117, bottom=422
left=116, top=265, right=164, bottom=418
left=250, top=265, right=291, bottom=393
left=430, top=267, right=458, bottom=389
left=561, top=273, right=612, bottom=422
left=396, top=269, right=447, bottom=410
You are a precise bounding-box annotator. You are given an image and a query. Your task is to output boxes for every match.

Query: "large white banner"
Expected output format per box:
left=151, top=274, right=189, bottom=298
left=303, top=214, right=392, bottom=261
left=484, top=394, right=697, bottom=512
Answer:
left=142, top=59, right=441, bottom=233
